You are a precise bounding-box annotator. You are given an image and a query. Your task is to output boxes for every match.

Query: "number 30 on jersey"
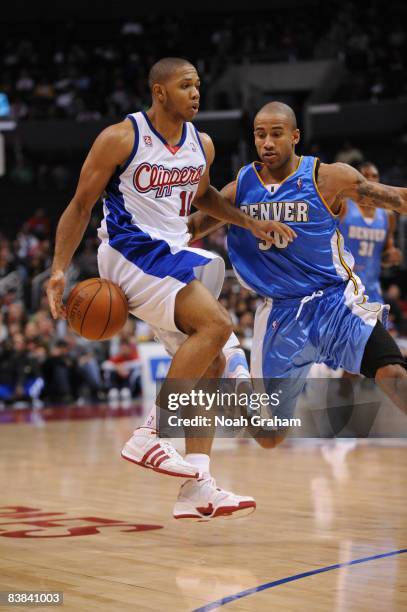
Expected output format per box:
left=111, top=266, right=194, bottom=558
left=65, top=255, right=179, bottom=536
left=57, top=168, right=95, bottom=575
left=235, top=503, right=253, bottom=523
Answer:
left=259, top=233, right=289, bottom=250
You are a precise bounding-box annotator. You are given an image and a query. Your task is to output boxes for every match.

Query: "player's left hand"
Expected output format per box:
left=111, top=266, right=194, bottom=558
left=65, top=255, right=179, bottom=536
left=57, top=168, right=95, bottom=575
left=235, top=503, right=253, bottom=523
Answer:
left=46, top=270, right=67, bottom=319
left=247, top=219, right=297, bottom=244
left=382, top=247, right=403, bottom=267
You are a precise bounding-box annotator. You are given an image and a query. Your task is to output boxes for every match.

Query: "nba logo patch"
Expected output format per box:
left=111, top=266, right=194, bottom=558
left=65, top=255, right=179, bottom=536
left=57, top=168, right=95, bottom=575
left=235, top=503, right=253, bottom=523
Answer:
left=190, top=142, right=197, bottom=152
left=144, top=136, right=152, bottom=147
left=297, top=178, right=303, bottom=190
left=272, top=320, right=279, bottom=329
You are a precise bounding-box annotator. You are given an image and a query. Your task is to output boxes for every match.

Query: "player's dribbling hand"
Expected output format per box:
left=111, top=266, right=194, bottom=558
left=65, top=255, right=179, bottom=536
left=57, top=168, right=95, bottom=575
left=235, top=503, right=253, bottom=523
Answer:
left=47, top=270, right=67, bottom=319
left=248, top=219, right=297, bottom=244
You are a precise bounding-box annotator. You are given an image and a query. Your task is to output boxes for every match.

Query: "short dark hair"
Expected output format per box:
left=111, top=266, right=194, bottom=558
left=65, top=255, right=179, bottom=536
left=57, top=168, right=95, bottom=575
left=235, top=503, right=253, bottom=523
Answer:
left=148, top=57, right=195, bottom=90
left=255, top=101, right=297, bottom=130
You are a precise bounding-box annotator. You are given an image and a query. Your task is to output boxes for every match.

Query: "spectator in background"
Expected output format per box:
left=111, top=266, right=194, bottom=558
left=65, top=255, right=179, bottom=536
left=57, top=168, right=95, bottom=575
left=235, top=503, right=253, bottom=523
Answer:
left=0, top=333, right=44, bottom=407
left=31, top=309, right=55, bottom=346
left=0, top=313, right=8, bottom=343
left=5, top=301, right=26, bottom=331
left=0, top=245, right=15, bottom=279
left=14, top=223, right=39, bottom=259
left=102, top=338, right=141, bottom=407
left=25, top=208, right=50, bottom=239
left=334, top=141, right=364, bottom=166
left=42, top=339, right=77, bottom=403
left=75, top=346, right=106, bottom=404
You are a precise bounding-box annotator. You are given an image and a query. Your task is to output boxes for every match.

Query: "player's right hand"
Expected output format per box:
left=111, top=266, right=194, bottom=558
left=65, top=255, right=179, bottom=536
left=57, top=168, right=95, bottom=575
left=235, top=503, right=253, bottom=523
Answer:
left=47, top=270, right=67, bottom=320
left=247, top=219, right=297, bottom=244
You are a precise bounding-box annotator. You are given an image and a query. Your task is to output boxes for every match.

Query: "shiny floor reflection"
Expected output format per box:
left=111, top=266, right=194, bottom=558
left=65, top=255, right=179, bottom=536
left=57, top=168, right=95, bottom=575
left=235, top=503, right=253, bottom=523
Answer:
left=0, top=409, right=406, bottom=611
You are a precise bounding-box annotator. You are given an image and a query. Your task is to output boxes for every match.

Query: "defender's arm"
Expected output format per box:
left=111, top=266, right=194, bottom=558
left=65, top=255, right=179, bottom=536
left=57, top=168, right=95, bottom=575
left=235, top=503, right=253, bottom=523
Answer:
left=322, top=162, right=407, bottom=214
left=188, top=181, right=236, bottom=241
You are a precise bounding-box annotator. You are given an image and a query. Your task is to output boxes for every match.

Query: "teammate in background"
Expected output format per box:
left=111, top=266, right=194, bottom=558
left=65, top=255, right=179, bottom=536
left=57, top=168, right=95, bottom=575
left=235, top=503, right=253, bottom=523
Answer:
left=309, top=160, right=403, bottom=421
left=46, top=59, right=295, bottom=520
left=339, top=160, right=402, bottom=303
left=188, top=101, right=407, bottom=448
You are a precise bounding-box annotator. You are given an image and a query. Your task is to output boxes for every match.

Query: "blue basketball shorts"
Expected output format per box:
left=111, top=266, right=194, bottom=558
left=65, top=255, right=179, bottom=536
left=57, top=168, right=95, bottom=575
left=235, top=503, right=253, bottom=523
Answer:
left=250, top=280, right=389, bottom=418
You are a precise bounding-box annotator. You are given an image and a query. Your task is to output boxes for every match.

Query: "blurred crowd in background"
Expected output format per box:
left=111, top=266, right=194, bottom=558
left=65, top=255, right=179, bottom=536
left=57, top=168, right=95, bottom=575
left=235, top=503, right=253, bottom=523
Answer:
left=1, top=1, right=405, bottom=121
left=1, top=0, right=406, bottom=408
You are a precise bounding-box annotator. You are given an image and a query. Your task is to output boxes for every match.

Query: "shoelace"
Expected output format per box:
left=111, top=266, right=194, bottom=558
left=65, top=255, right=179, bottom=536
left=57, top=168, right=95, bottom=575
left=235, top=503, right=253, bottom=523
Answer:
left=199, top=476, right=231, bottom=498
left=160, top=440, right=183, bottom=459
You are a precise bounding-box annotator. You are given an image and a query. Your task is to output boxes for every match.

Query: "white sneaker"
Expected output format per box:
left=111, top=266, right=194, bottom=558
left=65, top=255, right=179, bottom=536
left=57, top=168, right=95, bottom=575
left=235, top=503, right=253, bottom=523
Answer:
left=108, top=388, right=119, bottom=401
left=121, top=427, right=199, bottom=478
left=120, top=387, right=131, bottom=400
left=120, top=387, right=132, bottom=409
left=173, top=474, right=256, bottom=521
left=108, top=388, right=120, bottom=409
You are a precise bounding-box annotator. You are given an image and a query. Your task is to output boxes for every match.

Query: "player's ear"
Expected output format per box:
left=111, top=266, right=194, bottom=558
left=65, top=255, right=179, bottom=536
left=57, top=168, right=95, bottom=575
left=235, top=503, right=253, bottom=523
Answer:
left=293, top=129, right=300, bottom=145
left=152, top=84, right=166, bottom=103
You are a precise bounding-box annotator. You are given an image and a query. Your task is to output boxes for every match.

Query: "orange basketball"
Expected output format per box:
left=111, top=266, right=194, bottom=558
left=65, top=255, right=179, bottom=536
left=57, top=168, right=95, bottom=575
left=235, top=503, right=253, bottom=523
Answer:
left=66, top=278, right=129, bottom=341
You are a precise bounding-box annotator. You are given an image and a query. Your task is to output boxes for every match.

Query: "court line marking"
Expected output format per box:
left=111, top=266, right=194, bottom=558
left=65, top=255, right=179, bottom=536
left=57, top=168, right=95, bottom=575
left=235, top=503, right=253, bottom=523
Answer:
left=192, top=548, right=407, bottom=612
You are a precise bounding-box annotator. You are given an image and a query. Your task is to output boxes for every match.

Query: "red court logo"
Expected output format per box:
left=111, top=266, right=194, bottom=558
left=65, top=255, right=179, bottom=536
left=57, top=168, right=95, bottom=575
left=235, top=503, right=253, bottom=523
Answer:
left=0, top=506, right=163, bottom=538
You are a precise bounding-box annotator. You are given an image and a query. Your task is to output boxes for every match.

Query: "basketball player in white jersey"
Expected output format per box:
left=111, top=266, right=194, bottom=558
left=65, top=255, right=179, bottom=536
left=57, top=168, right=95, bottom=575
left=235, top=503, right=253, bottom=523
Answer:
left=47, top=58, right=295, bottom=520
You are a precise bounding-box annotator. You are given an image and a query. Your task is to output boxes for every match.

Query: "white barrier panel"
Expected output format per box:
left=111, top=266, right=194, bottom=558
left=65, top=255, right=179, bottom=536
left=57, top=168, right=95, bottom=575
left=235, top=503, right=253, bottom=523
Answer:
left=137, top=342, right=172, bottom=407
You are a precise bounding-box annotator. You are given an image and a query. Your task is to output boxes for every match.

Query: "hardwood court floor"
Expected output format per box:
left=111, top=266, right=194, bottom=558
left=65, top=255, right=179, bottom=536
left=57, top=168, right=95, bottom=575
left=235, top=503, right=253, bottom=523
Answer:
left=0, top=409, right=406, bottom=611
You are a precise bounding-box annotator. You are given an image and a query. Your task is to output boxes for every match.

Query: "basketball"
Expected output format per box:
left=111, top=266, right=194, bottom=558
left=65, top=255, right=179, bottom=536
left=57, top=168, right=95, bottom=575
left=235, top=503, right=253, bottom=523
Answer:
left=66, top=278, right=129, bottom=340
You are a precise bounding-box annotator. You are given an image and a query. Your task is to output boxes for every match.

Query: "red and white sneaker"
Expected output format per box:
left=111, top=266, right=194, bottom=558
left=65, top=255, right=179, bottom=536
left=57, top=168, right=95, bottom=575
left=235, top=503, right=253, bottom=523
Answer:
left=173, top=474, right=256, bottom=521
left=121, top=428, right=199, bottom=479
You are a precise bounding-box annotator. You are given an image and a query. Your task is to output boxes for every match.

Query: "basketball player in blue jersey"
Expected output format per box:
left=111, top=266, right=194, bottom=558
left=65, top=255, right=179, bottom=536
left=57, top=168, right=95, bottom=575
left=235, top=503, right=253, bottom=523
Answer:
left=189, top=101, right=407, bottom=447
left=339, top=160, right=402, bottom=303
left=47, top=59, right=295, bottom=520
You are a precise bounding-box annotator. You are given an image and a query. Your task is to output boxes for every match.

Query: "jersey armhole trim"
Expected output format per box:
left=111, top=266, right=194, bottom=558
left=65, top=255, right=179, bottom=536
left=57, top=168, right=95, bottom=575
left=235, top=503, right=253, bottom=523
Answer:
left=312, top=157, right=340, bottom=218
left=234, top=165, right=246, bottom=207
left=121, top=114, right=140, bottom=172
left=193, top=126, right=207, bottom=164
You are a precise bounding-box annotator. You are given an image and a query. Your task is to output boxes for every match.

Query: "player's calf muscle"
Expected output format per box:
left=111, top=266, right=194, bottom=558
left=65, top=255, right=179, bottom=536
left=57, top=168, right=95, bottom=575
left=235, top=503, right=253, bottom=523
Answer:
left=204, top=353, right=226, bottom=378
left=375, top=364, right=407, bottom=414
left=375, top=364, right=407, bottom=379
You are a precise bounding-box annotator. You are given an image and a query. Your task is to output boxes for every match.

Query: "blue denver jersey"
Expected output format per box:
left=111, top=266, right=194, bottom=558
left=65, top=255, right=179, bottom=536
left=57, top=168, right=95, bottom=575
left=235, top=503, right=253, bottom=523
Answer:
left=339, top=200, right=388, bottom=302
left=227, top=156, right=357, bottom=299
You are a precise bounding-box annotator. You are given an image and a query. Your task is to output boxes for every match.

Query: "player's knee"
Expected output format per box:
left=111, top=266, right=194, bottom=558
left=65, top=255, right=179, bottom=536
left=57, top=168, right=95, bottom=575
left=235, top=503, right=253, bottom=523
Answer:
left=375, top=363, right=407, bottom=381
left=207, top=307, right=233, bottom=346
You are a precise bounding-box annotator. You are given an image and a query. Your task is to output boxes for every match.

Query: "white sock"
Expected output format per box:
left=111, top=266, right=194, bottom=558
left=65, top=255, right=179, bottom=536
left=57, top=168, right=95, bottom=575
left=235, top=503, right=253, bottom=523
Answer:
left=142, top=405, right=157, bottom=430
left=185, top=453, right=210, bottom=476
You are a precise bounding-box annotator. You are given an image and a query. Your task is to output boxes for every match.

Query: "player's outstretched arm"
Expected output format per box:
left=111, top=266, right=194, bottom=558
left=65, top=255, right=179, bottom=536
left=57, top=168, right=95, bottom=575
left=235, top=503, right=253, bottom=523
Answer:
left=323, top=162, right=407, bottom=214
left=187, top=182, right=237, bottom=242
left=47, top=121, right=133, bottom=319
left=192, top=133, right=296, bottom=244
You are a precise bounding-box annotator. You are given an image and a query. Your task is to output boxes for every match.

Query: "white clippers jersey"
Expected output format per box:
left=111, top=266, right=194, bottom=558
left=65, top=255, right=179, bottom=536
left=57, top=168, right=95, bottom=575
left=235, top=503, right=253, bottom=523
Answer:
left=98, top=111, right=207, bottom=250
